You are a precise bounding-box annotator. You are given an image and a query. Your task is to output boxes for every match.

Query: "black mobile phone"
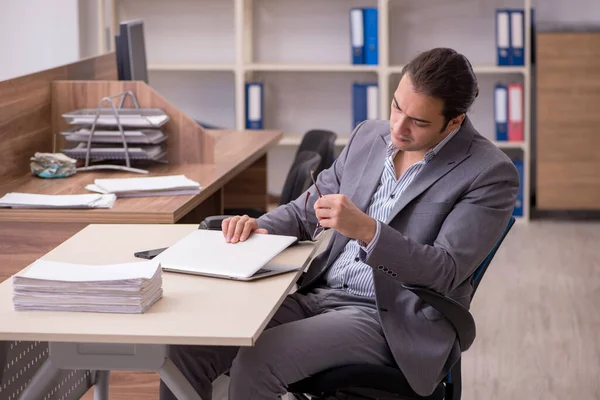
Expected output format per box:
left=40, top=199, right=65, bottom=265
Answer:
left=134, top=247, right=168, bottom=260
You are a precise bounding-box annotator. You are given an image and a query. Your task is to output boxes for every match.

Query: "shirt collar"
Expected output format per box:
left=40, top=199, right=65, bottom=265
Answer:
left=385, top=125, right=461, bottom=163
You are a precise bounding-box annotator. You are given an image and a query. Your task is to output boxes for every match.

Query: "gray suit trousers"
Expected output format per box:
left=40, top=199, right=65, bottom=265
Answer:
left=160, top=287, right=396, bottom=400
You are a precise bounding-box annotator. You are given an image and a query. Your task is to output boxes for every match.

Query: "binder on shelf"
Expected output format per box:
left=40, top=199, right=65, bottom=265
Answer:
left=508, top=83, right=524, bottom=141
left=496, top=10, right=510, bottom=66
left=245, top=82, right=263, bottom=130
left=494, top=84, right=508, bottom=141
left=510, top=9, right=525, bottom=66
left=350, top=8, right=365, bottom=65
left=363, top=8, right=378, bottom=65
left=352, top=83, right=379, bottom=129
left=512, top=159, right=524, bottom=217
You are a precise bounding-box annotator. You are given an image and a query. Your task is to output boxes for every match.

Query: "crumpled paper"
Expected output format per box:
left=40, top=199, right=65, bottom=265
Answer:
left=30, top=152, right=77, bottom=179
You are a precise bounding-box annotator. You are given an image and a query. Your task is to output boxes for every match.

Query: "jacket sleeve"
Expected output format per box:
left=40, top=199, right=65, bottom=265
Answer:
left=362, top=160, right=519, bottom=295
left=256, top=121, right=366, bottom=239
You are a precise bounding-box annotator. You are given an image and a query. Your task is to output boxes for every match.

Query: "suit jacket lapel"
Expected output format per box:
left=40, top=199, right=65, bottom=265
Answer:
left=385, top=119, right=475, bottom=224
left=327, top=131, right=387, bottom=265
left=348, top=132, right=388, bottom=212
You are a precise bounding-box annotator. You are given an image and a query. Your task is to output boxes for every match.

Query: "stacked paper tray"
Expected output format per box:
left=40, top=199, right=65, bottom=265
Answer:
left=61, top=128, right=167, bottom=145
left=62, top=143, right=166, bottom=161
left=62, top=108, right=170, bottom=128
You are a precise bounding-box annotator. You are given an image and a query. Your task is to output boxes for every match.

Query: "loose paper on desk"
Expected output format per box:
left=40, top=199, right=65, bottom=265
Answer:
left=0, top=193, right=116, bottom=209
left=86, top=174, right=202, bottom=197
left=12, top=259, right=163, bottom=314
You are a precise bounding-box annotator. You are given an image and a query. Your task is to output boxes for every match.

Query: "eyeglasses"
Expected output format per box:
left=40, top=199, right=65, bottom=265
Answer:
left=304, top=170, right=327, bottom=241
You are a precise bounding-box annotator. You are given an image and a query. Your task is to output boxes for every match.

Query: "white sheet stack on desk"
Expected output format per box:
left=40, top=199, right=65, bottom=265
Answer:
left=12, top=260, right=163, bottom=314
left=86, top=174, right=202, bottom=197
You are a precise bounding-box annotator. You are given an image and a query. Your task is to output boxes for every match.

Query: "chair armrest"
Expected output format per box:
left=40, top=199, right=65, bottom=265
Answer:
left=199, top=215, right=233, bottom=230
left=402, top=284, right=476, bottom=352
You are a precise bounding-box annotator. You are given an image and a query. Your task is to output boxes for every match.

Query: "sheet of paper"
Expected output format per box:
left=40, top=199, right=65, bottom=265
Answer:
left=94, top=175, right=201, bottom=193
left=0, top=193, right=116, bottom=209
left=20, top=259, right=161, bottom=282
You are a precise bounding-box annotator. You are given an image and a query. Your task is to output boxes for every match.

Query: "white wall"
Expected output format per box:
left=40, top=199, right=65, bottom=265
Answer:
left=0, top=0, right=81, bottom=81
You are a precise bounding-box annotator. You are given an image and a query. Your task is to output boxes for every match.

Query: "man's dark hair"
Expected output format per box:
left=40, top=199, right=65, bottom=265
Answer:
left=400, top=48, right=479, bottom=128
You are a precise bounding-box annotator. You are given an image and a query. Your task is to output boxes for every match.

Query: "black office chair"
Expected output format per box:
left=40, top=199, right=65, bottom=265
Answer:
left=223, top=129, right=337, bottom=218
left=288, top=217, right=517, bottom=400
left=201, top=151, right=321, bottom=230
left=295, top=129, right=337, bottom=174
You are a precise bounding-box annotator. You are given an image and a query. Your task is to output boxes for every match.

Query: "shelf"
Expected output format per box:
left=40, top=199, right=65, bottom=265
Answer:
left=278, top=134, right=350, bottom=147
left=387, top=65, right=528, bottom=75
left=245, top=64, right=379, bottom=73
left=148, top=64, right=236, bottom=72
left=279, top=135, right=523, bottom=150
left=493, top=141, right=526, bottom=149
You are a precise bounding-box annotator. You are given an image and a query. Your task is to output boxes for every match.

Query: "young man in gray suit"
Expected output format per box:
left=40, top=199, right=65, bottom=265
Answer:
left=161, top=47, right=519, bottom=400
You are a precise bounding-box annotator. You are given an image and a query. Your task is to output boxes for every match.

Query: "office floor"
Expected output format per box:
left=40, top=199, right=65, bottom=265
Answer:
left=81, top=220, right=600, bottom=400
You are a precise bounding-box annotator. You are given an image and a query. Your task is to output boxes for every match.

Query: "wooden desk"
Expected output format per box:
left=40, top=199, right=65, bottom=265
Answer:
left=0, top=129, right=281, bottom=224
left=0, top=224, right=316, bottom=400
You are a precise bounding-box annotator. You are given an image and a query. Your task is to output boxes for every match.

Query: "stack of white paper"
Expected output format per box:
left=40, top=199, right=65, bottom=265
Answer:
left=13, top=260, right=163, bottom=314
left=0, top=193, right=116, bottom=209
left=86, top=175, right=202, bottom=197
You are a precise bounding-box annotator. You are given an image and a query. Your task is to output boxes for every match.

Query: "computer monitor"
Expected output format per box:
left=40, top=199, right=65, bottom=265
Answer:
left=115, top=19, right=148, bottom=83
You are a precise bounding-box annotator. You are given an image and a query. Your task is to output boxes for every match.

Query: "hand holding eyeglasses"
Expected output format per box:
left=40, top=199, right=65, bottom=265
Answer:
left=222, top=215, right=268, bottom=244
left=307, top=171, right=377, bottom=245
left=313, top=194, right=377, bottom=245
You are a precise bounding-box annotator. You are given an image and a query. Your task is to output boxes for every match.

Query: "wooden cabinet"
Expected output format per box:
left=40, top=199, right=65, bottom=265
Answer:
left=536, top=31, right=600, bottom=210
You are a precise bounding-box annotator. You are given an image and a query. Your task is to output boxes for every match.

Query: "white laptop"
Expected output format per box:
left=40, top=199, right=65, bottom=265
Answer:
left=153, top=230, right=299, bottom=281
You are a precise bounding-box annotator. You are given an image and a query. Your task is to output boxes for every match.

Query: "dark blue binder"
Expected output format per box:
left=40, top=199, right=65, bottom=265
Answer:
left=363, top=8, right=378, bottom=65
left=352, top=83, right=367, bottom=129
left=510, top=9, right=525, bottom=66
left=513, top=159, right=524, bottom=216
left=496, top=9, right=510, bottom=66
left=350, top=8, right=365, bottom=65
left=494, top=84, right=508, bottom=141
left=245, top=82, right=263, bottom=129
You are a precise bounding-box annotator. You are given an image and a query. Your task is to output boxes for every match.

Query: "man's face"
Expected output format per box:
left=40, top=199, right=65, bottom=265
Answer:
left=389, top=74, right=461, bottom=153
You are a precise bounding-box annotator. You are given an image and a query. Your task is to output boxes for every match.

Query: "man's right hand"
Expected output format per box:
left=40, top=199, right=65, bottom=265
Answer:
left=222, top=215, right=269, bottom=244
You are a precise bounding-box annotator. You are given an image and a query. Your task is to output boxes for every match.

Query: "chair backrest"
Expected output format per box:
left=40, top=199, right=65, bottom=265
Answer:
left=279, top=151, right=322, bottom=205
left=295, top=130, right=337, bottom=175
left=470, top=216, right=516, bottom=297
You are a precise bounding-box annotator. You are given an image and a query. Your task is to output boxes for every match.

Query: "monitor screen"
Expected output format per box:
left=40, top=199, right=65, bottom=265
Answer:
left=115, top=20, right=148, bottom=83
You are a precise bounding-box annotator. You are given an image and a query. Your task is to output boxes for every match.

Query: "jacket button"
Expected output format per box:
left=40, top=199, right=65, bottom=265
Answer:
left=377, top=265, right=384, bottom=270
left=391, top=273, right=398, bottom=277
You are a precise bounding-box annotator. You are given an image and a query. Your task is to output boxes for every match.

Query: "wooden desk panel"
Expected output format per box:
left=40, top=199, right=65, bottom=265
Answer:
left=0, top=53, right=117, bottom=181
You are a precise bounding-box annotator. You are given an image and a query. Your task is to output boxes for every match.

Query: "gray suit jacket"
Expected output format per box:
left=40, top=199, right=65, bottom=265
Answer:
left=257, top=118, right=519, bottom=396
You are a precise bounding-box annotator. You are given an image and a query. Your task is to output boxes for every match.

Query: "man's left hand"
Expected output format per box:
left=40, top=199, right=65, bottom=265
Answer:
left=314, top=194, right=377, bottom=245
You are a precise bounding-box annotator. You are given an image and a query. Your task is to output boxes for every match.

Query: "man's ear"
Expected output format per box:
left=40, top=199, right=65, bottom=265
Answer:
left=445, top=114, right=465, bottom=134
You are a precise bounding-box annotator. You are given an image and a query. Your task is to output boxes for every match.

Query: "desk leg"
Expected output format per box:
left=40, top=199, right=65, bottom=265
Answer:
left=18, top=359, right=61, bottom=400
left=94, top=370, right=110, bottom=400
left=158, top=357, right=203, bottom=400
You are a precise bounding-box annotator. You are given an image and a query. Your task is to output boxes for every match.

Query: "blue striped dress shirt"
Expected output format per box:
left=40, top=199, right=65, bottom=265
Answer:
left=324, top=127, right=460, bottom=297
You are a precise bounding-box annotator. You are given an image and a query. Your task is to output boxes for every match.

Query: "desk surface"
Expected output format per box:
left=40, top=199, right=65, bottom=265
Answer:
left=0, top=224, right=315, bottom=346
left=0, top=129, right=281, bottom=224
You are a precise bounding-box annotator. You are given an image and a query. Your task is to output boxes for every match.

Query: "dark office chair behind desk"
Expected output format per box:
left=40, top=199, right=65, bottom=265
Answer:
left=200, top=151, right=321, bottom=230
left=288, top=217, right=517, bottom=400
left=224, top=129, right=337, bottom=218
